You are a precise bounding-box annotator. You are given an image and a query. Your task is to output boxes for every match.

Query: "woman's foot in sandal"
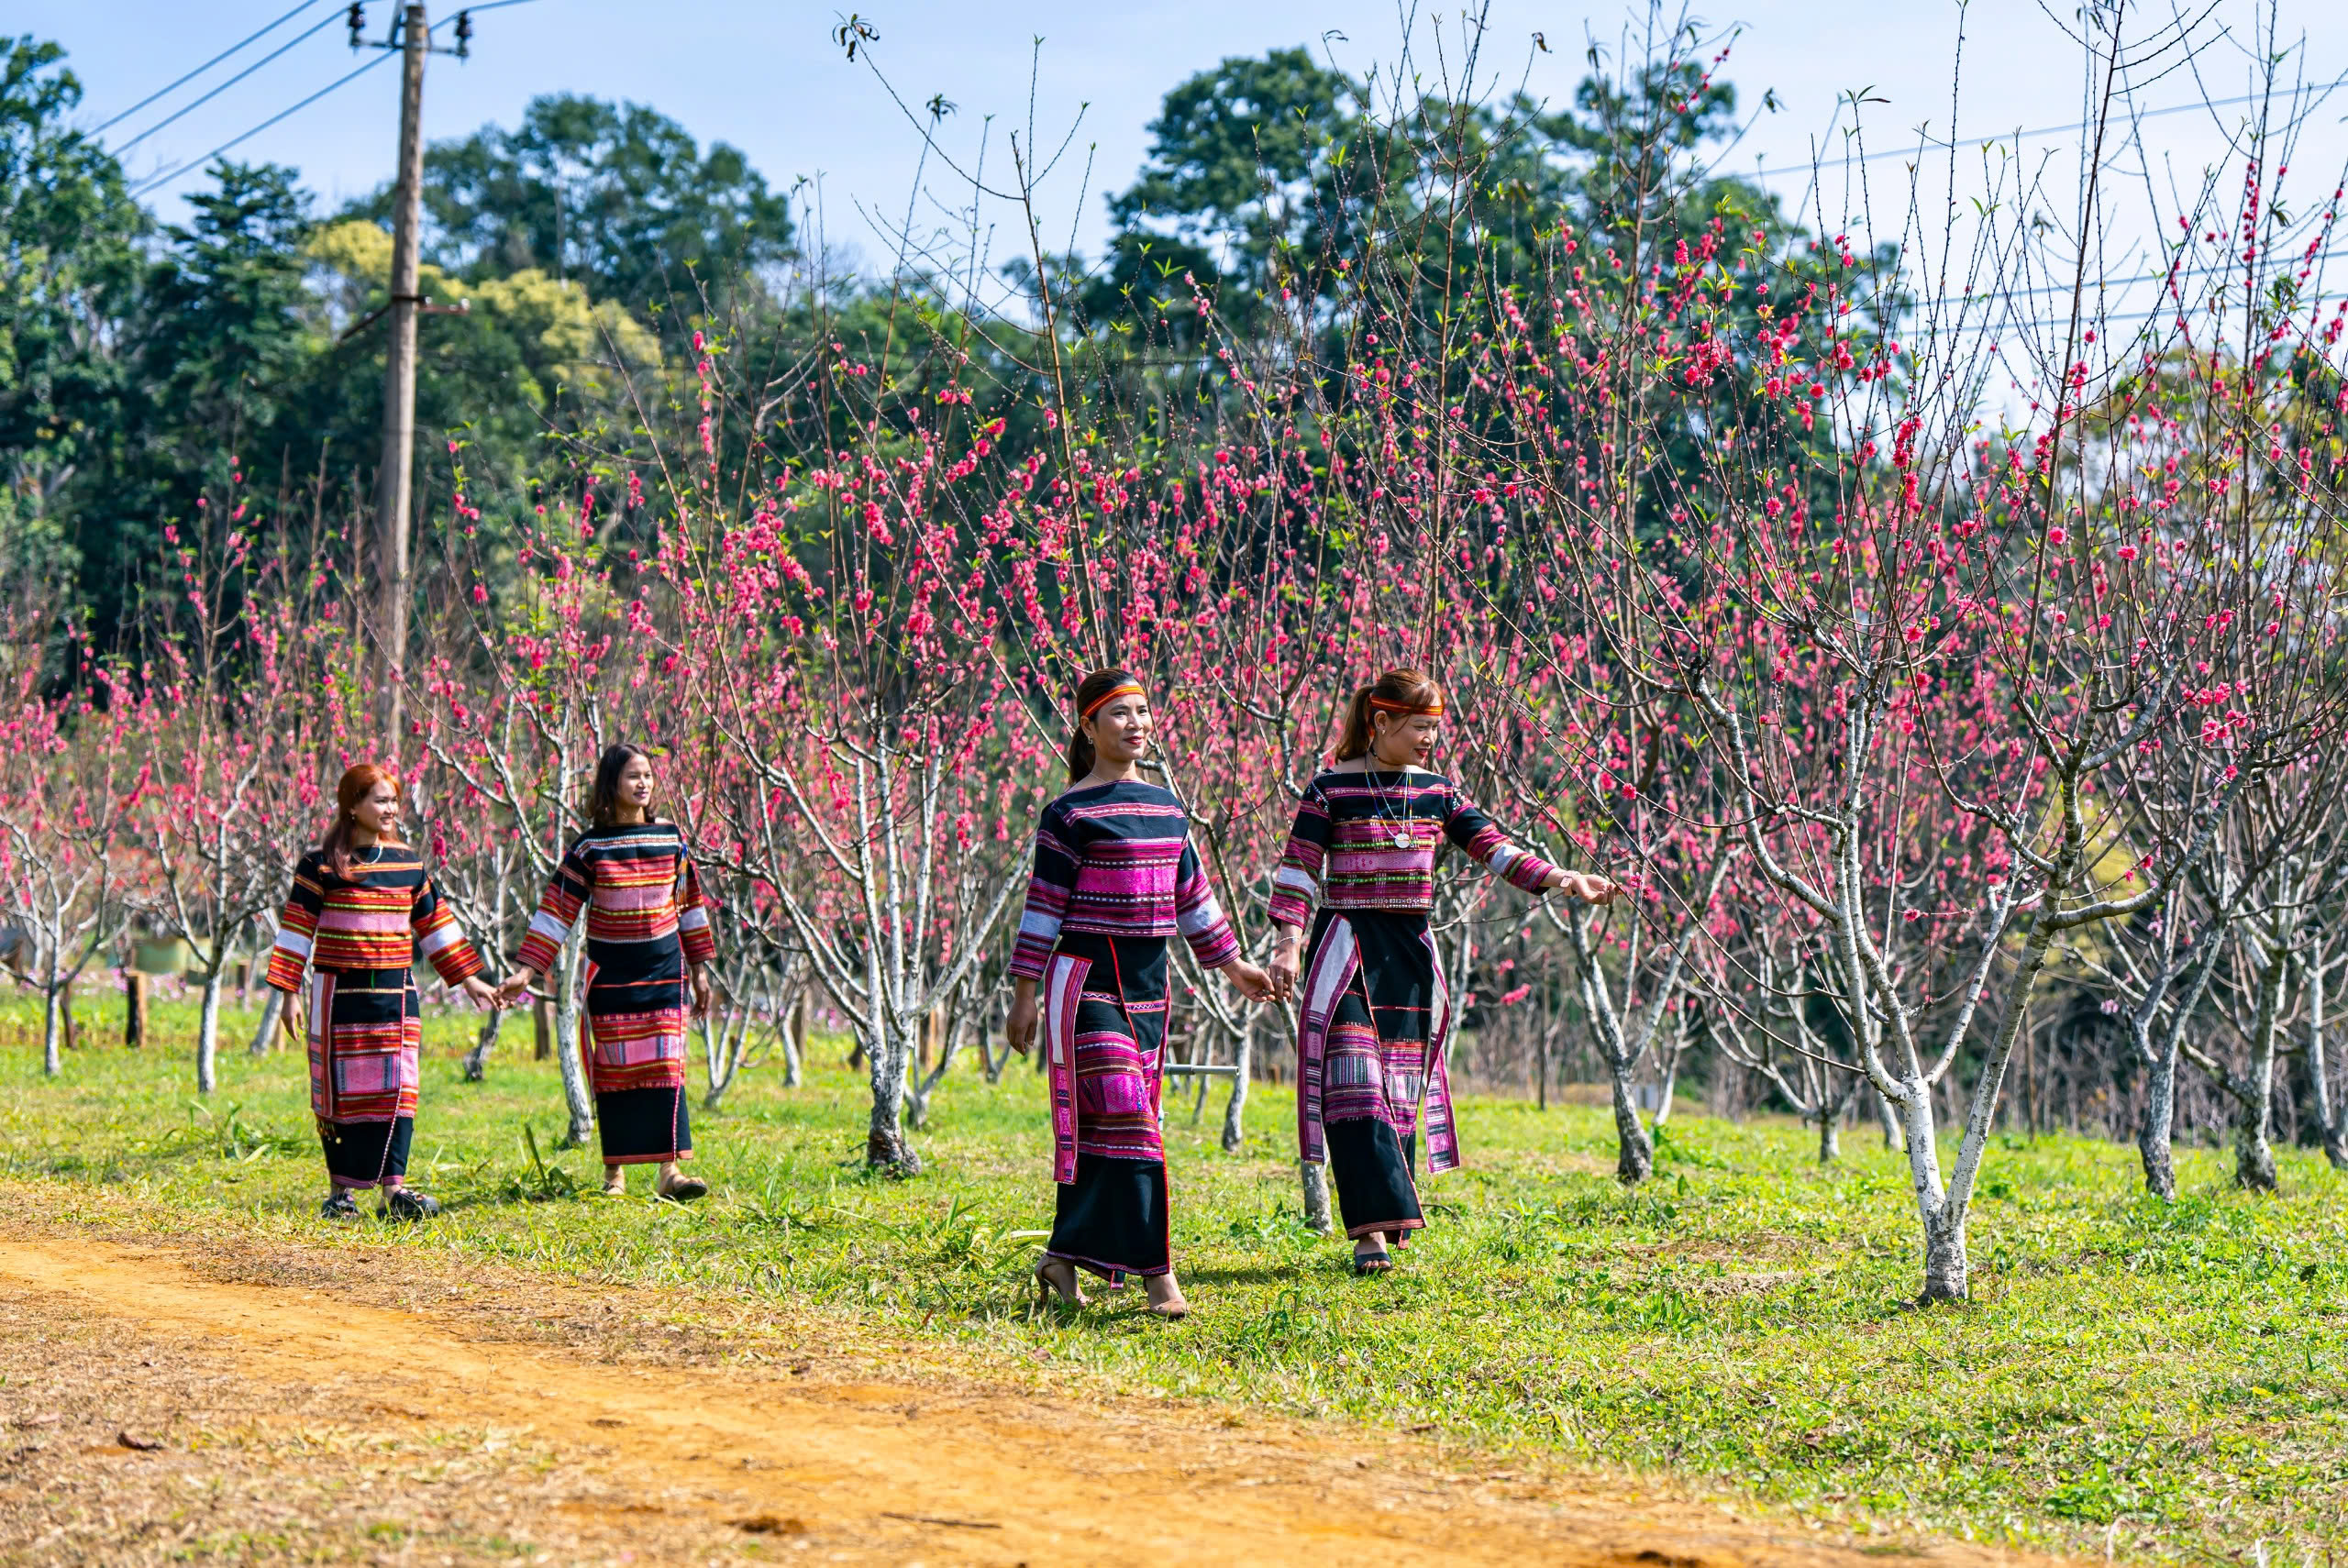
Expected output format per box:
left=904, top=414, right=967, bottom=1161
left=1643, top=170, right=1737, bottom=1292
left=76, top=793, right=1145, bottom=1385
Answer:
left=1033, top=1256, right=1089, bottom=1308
left=1144, top=1272, right=1190, bottom=1319
left=1352, top=1239, right=1393, bottom=1275
left=656, top=1164, right=709, bottom=1202
left=601, top=1166, right=626, bottom=1198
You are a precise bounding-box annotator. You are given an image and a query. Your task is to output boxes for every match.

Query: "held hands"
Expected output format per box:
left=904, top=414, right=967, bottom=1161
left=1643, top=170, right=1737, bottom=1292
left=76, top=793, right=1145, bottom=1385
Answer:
left=493, top=968, right=538, bottom=1010
left=458, top=976, right=502, bottom=1012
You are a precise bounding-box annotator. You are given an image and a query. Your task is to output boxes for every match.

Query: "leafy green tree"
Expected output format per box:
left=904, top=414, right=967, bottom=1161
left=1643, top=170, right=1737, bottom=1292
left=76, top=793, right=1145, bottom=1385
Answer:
left=0, top=36, right=145, bottom=582
left=358, top=94, right=795, bottom=332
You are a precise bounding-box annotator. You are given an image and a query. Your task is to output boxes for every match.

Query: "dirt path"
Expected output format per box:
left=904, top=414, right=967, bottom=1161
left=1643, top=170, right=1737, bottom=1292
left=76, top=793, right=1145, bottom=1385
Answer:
left=0, top=1223, right=2050, bottom=1567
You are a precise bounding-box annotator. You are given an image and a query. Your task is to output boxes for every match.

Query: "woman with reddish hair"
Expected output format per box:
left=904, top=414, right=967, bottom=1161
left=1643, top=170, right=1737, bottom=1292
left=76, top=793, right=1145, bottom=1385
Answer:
left=1004, top=668, right=1276, bottom=1317
left=266, top=765, right=501, bottom=1220
left=1266, top=669, right=1618, bottom=1273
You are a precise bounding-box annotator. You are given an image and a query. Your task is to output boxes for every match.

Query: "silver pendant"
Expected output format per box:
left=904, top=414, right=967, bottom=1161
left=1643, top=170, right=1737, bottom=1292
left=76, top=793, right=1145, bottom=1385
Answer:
left=1392, top=831, right=1413, bottom=850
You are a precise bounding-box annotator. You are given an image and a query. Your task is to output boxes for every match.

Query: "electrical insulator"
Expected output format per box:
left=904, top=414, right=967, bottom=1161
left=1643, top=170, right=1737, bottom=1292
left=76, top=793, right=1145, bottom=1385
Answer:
left=454, top=10, right=472, bottom=57
left=346, top=3, right=364, bottom=48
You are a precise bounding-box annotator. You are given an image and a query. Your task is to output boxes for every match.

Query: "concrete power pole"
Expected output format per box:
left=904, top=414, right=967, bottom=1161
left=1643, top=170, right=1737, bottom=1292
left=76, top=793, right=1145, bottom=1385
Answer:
left=373, top=3, right=428, bottom=741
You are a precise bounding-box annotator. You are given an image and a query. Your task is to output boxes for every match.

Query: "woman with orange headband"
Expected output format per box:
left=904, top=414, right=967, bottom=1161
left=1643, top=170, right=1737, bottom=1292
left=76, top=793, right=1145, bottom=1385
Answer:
left=1266, top=668, right=1618, bottom=1273
left=1005, top=668, right=1277, bottom=1317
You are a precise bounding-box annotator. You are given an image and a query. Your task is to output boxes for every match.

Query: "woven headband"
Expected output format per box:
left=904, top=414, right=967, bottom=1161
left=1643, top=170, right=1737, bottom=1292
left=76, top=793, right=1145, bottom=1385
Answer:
left=1081, top=681, right=1146, bottom=718
left=1368, top=694, right=1445, bottom=717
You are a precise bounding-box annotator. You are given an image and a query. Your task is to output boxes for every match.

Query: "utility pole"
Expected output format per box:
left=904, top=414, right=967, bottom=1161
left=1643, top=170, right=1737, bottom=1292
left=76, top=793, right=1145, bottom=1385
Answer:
left=376, top=3, right=426, bottom=740
left=350, top=3, right=475, bottom=742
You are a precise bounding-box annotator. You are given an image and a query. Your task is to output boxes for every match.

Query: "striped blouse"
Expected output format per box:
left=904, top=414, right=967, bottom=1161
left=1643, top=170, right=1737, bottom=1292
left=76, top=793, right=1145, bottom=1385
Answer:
left=515, top=821, right=717, bottom=976
left=1009, top=780, right=1242, bottom=979
left=1267, top=769, right=1559, bottom=929
left=265, top=846, right=486, bottom=991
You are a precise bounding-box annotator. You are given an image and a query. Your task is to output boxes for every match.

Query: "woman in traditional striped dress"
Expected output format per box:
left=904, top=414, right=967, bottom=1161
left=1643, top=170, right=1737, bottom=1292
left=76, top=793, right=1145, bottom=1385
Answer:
left=1003, top=668, right=1277, bottom=1317
left=1265, top=669, right=1618, bottom=1273
left=268, top=764, right=501, bottom=1221
left=498, top=745, right=717, bottom=1199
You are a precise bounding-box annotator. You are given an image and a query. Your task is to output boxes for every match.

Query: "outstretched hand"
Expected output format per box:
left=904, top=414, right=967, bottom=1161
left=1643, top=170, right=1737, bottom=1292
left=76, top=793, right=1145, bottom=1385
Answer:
left=458, top=975, right=501, bottom=1012
left=1560, top=870, right=1626, bottom=906
left=1223, top=959, right=1278, bottom=1005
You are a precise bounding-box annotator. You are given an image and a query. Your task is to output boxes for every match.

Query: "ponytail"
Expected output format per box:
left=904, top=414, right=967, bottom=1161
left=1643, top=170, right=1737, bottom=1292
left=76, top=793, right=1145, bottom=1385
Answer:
left=1331, top=668, right=1446, bottom=761
left=1067, top=668, right=1145, bottom=783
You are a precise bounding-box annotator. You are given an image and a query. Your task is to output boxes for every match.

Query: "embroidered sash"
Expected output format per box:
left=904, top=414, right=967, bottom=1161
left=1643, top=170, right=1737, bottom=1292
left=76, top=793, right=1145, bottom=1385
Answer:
left=1294, top=916, right=1462, bottom=1175
left=1042, top=951, right=1089, bottom=1184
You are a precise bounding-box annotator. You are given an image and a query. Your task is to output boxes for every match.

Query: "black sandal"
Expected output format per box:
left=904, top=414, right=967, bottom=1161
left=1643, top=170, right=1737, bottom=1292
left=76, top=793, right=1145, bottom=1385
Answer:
left=1352, top=1250, right=1393, bottom=1275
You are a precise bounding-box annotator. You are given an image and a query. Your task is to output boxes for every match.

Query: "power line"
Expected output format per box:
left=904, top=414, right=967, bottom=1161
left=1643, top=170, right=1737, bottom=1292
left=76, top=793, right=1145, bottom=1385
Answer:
left=129, top=49, right=395, bottom=197
left=92, top=0, right=327, bottom=135
left=112, top=8, right=347, bottom=154
left=1746, top=88, right=2339, bottom=182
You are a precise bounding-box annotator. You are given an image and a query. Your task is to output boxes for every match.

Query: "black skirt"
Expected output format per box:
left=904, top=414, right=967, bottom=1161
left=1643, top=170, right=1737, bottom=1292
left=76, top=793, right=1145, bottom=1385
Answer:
left=1326, top=1118, right=1422, bottom=1242
left=597, top=1085, right=692, bottom=1164
left=321, top=1115, right=413, bottom=1188
left=1046, top=1154, right=1169, bottom=1279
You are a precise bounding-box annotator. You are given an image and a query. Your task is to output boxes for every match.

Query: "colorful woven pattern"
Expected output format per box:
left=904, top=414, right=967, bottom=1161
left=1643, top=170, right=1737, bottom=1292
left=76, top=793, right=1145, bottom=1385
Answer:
left=1009, top=780, right=1238, bottom=979
left=1267, top=770, right=1558, bottom=929
left=516, top=822, right=717, bottom=1096
left=265, top=845, right=485, bottom=994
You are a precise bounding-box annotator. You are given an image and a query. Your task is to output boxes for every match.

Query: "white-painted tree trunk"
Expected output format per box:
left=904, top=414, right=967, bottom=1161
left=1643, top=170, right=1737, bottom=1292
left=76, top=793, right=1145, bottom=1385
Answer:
left=194, top=968, right=223, bottom=1096
left=462, top=1006, right=503, bottom=1081
left=1299, top=1160, right=1333, bottom=1232
left=1219, top=1013, right=1253, bottom=1154
left=41, top=981, right=63, bottom=1077
left=249, top=988, right=284, bottom=1056
left=550, top=926, right=594, bottom=1146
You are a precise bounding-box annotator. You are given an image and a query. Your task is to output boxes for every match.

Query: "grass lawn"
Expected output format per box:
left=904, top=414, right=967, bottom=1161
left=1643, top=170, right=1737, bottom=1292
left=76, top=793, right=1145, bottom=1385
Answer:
left=2, top=992, right=2342, bottom=1563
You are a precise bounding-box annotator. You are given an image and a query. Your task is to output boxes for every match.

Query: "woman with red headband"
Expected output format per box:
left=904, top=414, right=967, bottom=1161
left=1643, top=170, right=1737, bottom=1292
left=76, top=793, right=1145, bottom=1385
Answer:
left=1266, top=668, right=1618, bottom=1273
left=1005, top=668, right=1277, bottom=1318
left=266, top=764, right=502, bottom=1220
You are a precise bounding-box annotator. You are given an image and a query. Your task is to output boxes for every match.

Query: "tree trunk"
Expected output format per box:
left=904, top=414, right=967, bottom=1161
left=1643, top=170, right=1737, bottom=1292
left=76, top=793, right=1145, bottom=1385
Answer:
left=60, top=977, right=76, bottom=1052
left=2137, top=1045, right=2180, bottom=1200
left=2231, top=935, right=2287, bottom=1193
left=549, top=929, right=594, bottom=1146
left=862, top=1016, right=920, bottom=1174
left=1920, top=1203, right=1969, bottom=1303
left=1608, top=1067, right=1654, bottom=1184
left=1299, top=1159, right=1333, bottom=1233
left=1817, top=1103, right=1840, bottom=1164
left=41, top=985, right=62, bottom=1077
left=462, top=1006, right=503, bottom=1082
left=532, top=992, right=551, bottom=1059
left=249, top=987, right=284, bottom=1056
left=782, top=988, right=806, bottom=1088
left=194, top=968, right=222, bottom=1095
left=2299, top=958, right=2345, bottom=1172
left=1219, top=1016, right=1252, bottom=1154
left=124, top=970, right=148, bottom=1047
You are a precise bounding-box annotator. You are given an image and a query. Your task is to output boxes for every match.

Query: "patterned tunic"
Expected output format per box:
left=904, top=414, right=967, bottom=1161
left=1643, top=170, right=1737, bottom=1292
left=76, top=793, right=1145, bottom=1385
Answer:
left=1269, top=769, right=1559, bottom=1177
left=1010, top=780, right=1240, bottom=1182
left=265, top=845, right=485, bottom=1125
left=515, top=821, right=717, bottom=1096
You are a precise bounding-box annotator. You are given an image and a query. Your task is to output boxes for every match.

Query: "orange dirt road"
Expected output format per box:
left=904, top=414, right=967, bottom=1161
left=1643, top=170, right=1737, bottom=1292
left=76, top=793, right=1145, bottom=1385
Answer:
left=0, top=1228, right=2054, bottom=1566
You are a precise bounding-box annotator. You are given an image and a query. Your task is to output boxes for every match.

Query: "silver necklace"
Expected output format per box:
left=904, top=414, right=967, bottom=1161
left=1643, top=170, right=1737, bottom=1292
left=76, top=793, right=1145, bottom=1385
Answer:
left=1364, top=757, right=1415, bottom=850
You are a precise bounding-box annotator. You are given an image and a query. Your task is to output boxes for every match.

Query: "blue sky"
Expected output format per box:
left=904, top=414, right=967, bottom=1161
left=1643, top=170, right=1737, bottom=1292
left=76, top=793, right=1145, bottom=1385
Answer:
left=22, top=1, right=2348, bottom=315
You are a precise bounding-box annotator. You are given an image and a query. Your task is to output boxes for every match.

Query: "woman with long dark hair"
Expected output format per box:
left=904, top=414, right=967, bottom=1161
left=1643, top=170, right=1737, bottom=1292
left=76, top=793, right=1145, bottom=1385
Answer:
left=1266, top=668, right=1618, bottom=1273
left=1004, top=668, right=1276, bottom=1317
left=498, top=745, right=718, bottom=1199
left=266, top=764, right=501, bottom=1220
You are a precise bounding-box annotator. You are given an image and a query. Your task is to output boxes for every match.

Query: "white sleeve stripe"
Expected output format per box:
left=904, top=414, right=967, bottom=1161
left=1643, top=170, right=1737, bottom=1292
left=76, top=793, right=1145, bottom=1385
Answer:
left=274, top=929, right=314, bottom=959
left=1019, top=911, right=1064, bottom=938
left=1273, top=867, right=1317, bottom=892
left=1488, top=844, right=1519, bottom=872
left=526, top=910, right=574, bottom=944
left=418, top=923, right=460, bottom=955
left=677, top=907, right=711, bottom=931
left=1178, top=898, right=1225, bottom=935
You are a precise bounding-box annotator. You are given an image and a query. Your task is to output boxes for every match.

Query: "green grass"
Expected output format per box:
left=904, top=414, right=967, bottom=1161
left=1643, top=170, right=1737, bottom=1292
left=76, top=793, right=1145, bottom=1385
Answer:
left=3, top=993, right=2343, bottom=1562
